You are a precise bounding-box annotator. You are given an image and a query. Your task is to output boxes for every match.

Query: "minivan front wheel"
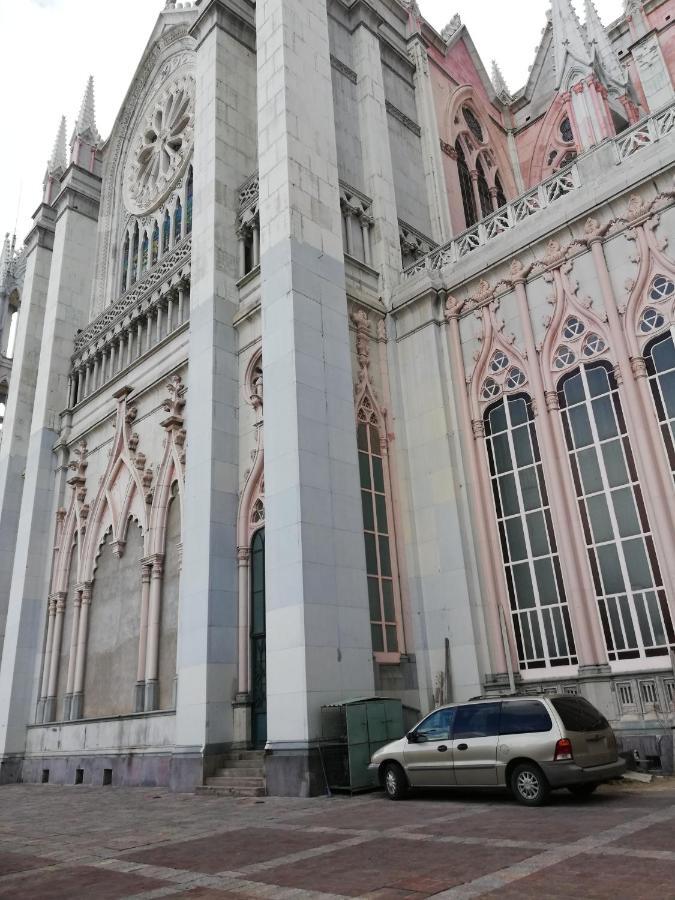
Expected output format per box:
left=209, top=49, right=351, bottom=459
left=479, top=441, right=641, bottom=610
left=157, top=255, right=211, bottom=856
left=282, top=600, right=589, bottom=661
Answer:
left=510, top=763, right=550, bottom=806
left=383, top=762, right=408, bottom=801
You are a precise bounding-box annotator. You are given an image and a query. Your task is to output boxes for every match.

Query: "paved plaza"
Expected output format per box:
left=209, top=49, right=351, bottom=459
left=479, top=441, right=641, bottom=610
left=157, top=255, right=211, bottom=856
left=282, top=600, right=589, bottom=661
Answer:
left=0, top=782, right=674, bottom=898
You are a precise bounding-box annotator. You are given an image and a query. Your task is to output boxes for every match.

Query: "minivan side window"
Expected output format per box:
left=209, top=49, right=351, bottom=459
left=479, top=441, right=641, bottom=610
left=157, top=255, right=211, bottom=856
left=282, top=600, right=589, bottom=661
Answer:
left=499, top=700, right=552, bottom=735
left=452, top=703, right=501, bottom=739
left=550, top=696, right=608, bottom=732
left=414, top=707, right=455, bottom=742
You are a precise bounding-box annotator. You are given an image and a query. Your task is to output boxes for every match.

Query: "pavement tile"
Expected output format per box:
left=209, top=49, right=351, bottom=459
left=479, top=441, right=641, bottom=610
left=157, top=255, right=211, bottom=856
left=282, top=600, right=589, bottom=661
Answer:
left=609, top=818, right=675, bottom=853
left=0, top=865, right=169, bottom=899
left=245, top=836, right=541, bottom=897
left=126, top=828, right=342, bottom=875
left=481, top=850, right=675, bottom=899
left=0, top=850, right=53, bottom=877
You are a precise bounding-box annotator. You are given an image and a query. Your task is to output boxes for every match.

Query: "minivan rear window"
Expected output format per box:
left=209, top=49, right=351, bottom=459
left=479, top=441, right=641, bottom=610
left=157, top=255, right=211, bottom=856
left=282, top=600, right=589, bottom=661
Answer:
left=550, top=696, right=608, bottom=732
left=500, top=700, right=552, bottom=735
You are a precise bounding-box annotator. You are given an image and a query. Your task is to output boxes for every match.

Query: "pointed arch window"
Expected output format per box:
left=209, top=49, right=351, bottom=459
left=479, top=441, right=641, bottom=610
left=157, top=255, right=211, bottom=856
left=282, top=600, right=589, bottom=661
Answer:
left=357, top=404, right=400, bottom=656
left=485, top=395, right=576, bottom=669
left=162, top=210, right=170, bottom=255
left=463, top=106, right=484, bottom=142
left=560, top=117, right=574, bottom=144
left=130, top=225, right=139, bottom=285
left=186, top=166, right=193, bottom=235
left=174, top=199, right=182, bottom=245
left=495, top=173, right=507, bottom=210
left=645, top=331, right=675, bottom=482
left=559, top=363, right=674, bottom=662
left=121, top=231, right=129, bottom=293
left=141, top=230, right=149, bottom=274
left=476, top=158, right=492, bottom=219
left=151, top=221, right=159, bottom=267
left=456, top=140, right=477, bottom=229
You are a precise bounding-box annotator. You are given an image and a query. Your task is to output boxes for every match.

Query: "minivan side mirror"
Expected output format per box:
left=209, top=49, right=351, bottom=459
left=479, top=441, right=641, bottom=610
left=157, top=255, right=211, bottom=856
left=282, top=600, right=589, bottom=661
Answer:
left=406, top=730, right=418, bottom=743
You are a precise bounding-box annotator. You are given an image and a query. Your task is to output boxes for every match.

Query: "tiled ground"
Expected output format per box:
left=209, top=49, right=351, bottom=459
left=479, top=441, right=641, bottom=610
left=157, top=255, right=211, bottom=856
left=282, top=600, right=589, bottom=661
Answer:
left=0, top=781, right=673, bottom=899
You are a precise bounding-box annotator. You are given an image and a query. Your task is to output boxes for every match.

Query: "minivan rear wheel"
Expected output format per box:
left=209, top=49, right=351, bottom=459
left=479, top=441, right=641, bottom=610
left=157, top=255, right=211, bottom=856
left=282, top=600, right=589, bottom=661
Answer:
left=383, top=762, right=408, bottom=801
left=568, top=783, right=598, bottom=798
left=510, top=763, right=550, bottom=806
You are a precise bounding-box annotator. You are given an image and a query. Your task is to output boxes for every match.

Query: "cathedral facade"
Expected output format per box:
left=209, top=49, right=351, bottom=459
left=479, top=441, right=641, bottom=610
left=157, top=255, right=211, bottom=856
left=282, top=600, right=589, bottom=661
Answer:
left=0, top=0, right=674, bottom=794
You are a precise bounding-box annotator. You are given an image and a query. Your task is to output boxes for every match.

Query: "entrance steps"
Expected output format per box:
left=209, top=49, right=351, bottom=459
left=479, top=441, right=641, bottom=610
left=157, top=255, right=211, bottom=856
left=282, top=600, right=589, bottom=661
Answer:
left=196, top=750, right=266, bottom=798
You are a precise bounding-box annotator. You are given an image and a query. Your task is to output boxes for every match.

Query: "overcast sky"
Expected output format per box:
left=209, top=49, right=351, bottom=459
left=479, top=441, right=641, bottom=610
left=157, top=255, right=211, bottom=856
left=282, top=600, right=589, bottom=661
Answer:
left=0, top=0, right=623, bottom=243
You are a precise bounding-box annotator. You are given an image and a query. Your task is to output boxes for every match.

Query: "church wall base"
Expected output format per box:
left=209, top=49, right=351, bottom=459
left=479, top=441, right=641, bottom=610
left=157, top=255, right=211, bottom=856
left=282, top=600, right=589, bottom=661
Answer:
left=264, top=748, right=327, bottom=798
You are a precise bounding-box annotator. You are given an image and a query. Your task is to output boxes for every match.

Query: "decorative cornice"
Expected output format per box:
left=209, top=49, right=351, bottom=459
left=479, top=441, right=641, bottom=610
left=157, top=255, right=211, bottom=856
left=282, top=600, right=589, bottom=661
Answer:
left=385, top=100, right=421, bottom=137
left=330, top=54, right=357, bottom=84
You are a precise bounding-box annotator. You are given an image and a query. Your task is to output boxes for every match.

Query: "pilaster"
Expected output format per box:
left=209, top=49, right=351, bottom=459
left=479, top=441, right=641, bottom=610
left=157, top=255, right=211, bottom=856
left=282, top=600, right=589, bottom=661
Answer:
left=0, top=166, right=101, bottom=774
left=257, top=0, right=374, bottom=793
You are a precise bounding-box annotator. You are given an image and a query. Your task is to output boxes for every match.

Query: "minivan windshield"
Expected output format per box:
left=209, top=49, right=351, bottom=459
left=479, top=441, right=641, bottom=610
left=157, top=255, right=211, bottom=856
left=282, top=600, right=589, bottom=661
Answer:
left=550, top=696, right=608, bottom=732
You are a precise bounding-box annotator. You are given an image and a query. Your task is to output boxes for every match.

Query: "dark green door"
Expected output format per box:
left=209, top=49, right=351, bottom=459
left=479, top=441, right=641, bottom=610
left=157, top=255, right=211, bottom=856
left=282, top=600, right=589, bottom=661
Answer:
left=250, top=529, right=266, bottom=748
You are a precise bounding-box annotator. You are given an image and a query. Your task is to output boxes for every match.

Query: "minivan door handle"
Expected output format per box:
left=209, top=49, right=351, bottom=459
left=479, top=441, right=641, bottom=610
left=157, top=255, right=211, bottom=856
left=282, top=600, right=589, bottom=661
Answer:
left=457, top=743, right=469, bottom=751
left=437, top=745, right=448, bottom=752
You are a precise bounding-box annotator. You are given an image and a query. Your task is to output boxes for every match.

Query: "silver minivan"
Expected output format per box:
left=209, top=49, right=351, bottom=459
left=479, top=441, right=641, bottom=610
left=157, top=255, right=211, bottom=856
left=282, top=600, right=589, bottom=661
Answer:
left=369, top=695, right=626, bottom=805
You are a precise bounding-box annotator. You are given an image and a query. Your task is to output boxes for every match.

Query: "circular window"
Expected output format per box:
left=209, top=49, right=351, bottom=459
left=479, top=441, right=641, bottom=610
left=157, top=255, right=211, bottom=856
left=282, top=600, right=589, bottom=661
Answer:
left=650, top=276, right=675, bottom=302
left=582, top=334, right=606, bottom=357
left=553, top=345, right=575, bottom=369
left=489, top=350, right=509, bottom=374
left=481, top=378, right=501, bottom=400
left=639, top=308, right=665, bottom=334
left=463, top=107, right=484, bottom=143
left=124, top=73, right=195, bottom=215
left=505, top=367, right=526, bottom=390
left=563, top=317, right=585, bottom=340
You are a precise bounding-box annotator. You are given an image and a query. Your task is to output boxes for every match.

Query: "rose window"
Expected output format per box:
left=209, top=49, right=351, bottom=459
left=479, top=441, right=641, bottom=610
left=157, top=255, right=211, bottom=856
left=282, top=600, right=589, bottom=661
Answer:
left=639, top=308, right=665, bottom=334
left=650, top=276, right=674, bottom=302
left=481, top=377, right=501, bottom=401
left=582, top=334, right=606, bottom=357
left=553, top=345, right=575, bottom=370
left=124, top=74, right=195, bottom=215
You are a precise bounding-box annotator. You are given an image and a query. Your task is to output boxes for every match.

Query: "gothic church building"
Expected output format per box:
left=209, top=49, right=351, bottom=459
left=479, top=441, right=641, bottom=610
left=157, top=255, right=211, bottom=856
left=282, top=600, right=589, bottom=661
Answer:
left=0, top=0, right=674, bottom=793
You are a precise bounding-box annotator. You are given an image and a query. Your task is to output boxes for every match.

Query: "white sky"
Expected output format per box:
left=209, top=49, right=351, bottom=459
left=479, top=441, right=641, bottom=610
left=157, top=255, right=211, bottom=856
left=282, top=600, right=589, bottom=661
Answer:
left=0, top=0, right=623, bottom=243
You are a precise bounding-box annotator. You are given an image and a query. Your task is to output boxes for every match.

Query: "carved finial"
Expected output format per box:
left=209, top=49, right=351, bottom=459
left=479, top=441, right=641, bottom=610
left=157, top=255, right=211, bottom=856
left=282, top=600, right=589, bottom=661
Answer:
left=441, top=13, right=461, bottom=41
left=162, top=374, right=186, bottom=422
left=48, top=116, right=68, bottom=175
left=72, top=76, right=100, bottom=145
left=626, top=194, right=650, bottom=222
left=445, top=294, right=464, bottom=319
left=491, top=60, right=511, bottom=102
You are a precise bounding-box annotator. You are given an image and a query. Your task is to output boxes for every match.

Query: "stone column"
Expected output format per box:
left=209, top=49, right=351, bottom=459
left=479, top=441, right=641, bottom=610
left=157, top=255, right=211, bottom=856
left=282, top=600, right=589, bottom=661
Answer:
left=70, top=582, right=93, bottom=720
left=257, top=0, right=374, bottom=795
left=37, top=596, right=57, bottom=723
left=135, top=561, right=152, bottom=712
left=172, top=0, right=258, bottom=792
left=233, top=546, right=252, bottom=747
left=0, top=164, right=101, bottom=778
left=0, top=205, right=55, bottom=667
left=144, top=555, right=164, bottom=711
left=44, top=592, right=66, bottom=722
left=63, top=589, right=82, bottom=721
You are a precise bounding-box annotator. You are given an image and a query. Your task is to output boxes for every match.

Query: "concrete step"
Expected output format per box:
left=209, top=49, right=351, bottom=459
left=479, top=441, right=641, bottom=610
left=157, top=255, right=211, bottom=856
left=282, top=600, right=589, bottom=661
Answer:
left=214, top=766, right=263, bottom=777
left=196, top=785, right=266, bottom=798
left=220, top=750, right=266, bottom=762
left=206, top=775, right=266, bottom=788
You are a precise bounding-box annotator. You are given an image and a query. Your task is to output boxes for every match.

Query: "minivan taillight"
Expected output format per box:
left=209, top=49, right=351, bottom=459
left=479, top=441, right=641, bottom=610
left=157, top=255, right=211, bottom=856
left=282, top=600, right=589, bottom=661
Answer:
left=554, top=738, right=573, bottom=761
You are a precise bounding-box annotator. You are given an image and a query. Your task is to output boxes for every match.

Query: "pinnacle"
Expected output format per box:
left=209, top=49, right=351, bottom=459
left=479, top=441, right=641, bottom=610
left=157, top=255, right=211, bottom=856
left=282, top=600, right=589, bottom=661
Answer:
left=584, top=0, right=625, bottom=83
left=73, top=75, right=101, bottom=144
left=491, top=60, right=511, bottom=99
left=48, top=116, right=68, bottom=174
left=550, top=0, right=592, bottom=84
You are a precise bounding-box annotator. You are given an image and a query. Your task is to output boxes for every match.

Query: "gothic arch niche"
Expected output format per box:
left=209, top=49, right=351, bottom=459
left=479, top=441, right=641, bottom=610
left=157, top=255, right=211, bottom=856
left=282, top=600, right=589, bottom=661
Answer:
left=158, top=482, right=181, bottom=709
left=83, top=520, right=144, bottom=718
left=55, top=535, right=79, bottom=721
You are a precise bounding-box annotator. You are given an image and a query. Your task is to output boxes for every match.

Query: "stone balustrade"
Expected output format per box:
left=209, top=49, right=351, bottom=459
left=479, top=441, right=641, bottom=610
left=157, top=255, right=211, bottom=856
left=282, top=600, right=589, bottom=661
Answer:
left=613, top=102, right=675, bottom=162
left=68, top=239, right=191, bottom=408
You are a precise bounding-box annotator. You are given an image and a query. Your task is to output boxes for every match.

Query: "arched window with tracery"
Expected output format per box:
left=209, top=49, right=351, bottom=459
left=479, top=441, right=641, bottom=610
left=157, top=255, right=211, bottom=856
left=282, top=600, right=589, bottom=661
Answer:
left=559, top=362, right=674, bottom=662
left=357, top=399, right=400, bottom=656
left=644, top=329, right=675, bottom=482
left=130, top=224, right=139, bottom=285
left=456, top=140, right=477, bottom=229
left=485, top=394, right=577, bottom=670
left=151, top=221, right=159, bottom=267
left=174, top=199, right=182, bottom=245
left=162, top=210, right=170, bottom=255
left=186, top=166, right=193, bottom=235
left=495, top=174, right=507, bottom=210
left=476, top=157, right=492, bottom=219
left=141, top=230, right=149, bottom=275
left=121, top=231, right=129, bottom=293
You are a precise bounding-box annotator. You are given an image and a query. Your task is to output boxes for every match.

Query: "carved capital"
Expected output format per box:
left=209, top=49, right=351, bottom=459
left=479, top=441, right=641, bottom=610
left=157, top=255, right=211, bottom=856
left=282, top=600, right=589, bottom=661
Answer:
left=81, top=583, right=93, bottom=604
left=613, top=363, right=624, bottom=385
left=237, top=546, right=251, bottom=564
left=472, top=419, right=485, bottom=439
left=630, top=356, right=648, bottom=379
left=545, top=390, right=560, bottom=412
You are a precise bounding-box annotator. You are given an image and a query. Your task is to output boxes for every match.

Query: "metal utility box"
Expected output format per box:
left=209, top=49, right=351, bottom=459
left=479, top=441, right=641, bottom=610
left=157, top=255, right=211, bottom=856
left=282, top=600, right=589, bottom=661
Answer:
left=320, top=697, right=404, bottom=792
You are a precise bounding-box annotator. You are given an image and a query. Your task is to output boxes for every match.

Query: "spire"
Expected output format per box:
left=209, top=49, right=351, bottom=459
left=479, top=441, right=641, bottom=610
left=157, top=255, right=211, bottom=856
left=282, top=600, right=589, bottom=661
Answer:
left=491, top=60, right=511, bottom=102
left=48, top=116, right=68, bottom=175
left=550, top=0, right=592, bottom=86
left=72, top=75, right=100, bottom=145
left=584, top=0, right=625, bottom=84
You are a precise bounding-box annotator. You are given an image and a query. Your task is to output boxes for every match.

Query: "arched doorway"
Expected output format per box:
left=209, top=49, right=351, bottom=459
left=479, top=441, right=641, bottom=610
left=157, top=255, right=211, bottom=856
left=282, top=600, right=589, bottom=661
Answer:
left=250, top=528, right=266, bottom=748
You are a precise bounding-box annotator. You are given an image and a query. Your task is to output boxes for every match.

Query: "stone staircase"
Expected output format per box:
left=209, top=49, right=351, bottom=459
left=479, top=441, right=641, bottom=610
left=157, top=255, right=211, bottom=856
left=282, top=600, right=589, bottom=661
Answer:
left=196, top=750, right=266, bottom=798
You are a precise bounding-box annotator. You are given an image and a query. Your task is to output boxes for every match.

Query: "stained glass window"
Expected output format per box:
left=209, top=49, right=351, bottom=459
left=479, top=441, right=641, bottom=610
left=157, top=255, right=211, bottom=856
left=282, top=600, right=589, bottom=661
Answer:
left=151, top=221, right=159, bottom=267
left=141, top=230, right=149, bottom=274
left=645, top=332, right=675, bottom=482
left=358, top=412, right=399, bottom=655
left=186, top=167, right=193, bottom=235
left=174, top=199, right=182, bottom=244
left=559, top=363, right=674, bottom=661
left=131, top=225, right=139, bottom=285
left=463, top=106, right=484, bottom=142
left=456, top=140, right=477, bottom=229
left=162, top=210, right=170, bottom=255
left=121, top=231, right=129, bottom=293
left=485, top=395, right=576, bottom=670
